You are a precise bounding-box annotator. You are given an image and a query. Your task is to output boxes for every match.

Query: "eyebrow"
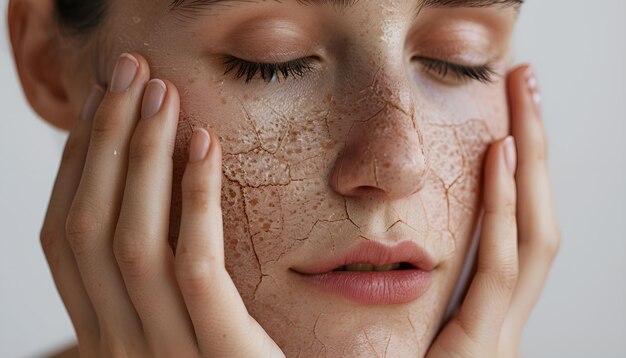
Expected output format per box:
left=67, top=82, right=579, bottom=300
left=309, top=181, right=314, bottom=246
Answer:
left=169, top=0, right=523, bottom=15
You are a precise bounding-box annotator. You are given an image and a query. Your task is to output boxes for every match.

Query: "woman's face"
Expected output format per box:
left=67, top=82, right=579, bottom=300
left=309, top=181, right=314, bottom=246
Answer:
left=69, top=0, right=518, bottom=355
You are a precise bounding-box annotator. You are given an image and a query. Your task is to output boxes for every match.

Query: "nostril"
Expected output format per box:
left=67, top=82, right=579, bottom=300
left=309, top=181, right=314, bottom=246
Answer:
left=329, top=116, right=427, bottom=200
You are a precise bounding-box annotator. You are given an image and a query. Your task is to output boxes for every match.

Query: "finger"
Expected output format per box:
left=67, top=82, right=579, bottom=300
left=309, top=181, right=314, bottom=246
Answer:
left=451, top=136, right=519, bottom=347
left=40, top=87, right=104, bottom=345
left=65, top=53, right=149, bottom=336
left=114, top=79, right=196, bottom=352
left=176, top=130, right=283, bottom=358
left=504, top=65, right=561, bottom=335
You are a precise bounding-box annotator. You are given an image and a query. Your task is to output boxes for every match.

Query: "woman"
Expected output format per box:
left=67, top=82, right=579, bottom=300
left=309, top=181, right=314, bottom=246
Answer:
left=7, top=0, right=561, bottom=356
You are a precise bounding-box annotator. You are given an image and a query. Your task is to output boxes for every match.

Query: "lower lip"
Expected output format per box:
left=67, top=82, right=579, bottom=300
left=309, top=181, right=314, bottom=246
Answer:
left=299, top=269, right=432, bottom=305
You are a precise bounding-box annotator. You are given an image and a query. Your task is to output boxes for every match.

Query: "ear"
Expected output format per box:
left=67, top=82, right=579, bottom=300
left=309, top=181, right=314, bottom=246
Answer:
left=9, top=0, right=79, bottom=130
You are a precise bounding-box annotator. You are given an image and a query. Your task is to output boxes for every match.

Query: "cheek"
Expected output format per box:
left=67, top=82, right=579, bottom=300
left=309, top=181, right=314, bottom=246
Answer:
left=420, top=119, right=495, bottom=259
left=414, top=83, right=509, bottom=275
left=166, top=79, right=507, bottom=269
left=166, top=82, right=345, bottom=295
left=420, top=84, right=508, bottom=253
left=167, top=107, right=267, bottom=302
left=164, top=72, right=509, bottom=355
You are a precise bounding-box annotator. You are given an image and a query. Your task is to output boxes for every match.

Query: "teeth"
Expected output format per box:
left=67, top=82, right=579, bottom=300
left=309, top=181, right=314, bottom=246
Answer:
left=340, top=263, right=402, bottom=272
left=374, top=263, right=401, bottom=271
left=343, top=263, right=375, bottom=271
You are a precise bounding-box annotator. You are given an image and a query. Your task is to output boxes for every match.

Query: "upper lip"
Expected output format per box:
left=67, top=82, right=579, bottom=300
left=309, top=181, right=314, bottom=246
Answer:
left=291, top=240, right=437, bottom=275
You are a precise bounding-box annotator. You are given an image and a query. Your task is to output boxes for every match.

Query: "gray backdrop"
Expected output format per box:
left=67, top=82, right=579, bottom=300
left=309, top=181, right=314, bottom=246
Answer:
left=1, top=1, right=624, bottom=357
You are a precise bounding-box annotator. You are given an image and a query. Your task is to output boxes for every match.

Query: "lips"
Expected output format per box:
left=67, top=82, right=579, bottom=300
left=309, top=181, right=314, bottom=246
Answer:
left=291, top=240, right=437, bottom=305
left=292, top=240, right=436, bottom=274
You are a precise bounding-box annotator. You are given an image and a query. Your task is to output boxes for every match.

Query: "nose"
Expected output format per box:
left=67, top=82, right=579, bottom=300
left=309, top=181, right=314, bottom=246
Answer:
left=329, top=73, right=428, bottom=200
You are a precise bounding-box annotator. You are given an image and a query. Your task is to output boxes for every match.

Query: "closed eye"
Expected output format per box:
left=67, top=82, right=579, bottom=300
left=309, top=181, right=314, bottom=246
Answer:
left=413, top=56, right=496, bottom=84
left=222, top=55, right=316, bottom=84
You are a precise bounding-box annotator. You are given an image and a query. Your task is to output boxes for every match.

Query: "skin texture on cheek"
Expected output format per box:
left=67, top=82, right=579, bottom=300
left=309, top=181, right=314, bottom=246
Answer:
left=92, top=53, right=508, bottom=358
left=95, top=2, right=511, bottom=356
left=164, top=73, right=507, bottom=358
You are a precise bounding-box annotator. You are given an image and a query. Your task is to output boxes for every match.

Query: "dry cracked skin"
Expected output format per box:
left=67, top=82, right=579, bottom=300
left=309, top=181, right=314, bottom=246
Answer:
left=76, top=1, right=516, bottom=356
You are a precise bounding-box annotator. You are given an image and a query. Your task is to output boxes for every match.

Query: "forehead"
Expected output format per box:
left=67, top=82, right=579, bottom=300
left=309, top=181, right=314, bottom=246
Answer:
left=107, top=0, right=521, bottom=35
left=113, top=0, right=521, bottom=21
left=168, top=0, right=523, bottom=13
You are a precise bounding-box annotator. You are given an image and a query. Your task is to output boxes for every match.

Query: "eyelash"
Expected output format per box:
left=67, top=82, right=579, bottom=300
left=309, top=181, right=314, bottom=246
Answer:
left=414, top=56, right=496, bottom=84
left=222, top=55, right=495, bottom=84
left=222, top=55, right=315, bottom=83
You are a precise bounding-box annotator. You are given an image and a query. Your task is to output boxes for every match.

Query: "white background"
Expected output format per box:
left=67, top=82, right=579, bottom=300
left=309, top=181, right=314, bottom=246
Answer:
left=1, top=1, right=625, bottom=357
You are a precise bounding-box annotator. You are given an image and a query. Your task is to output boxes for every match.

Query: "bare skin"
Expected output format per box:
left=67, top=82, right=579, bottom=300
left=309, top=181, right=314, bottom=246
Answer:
left=8, top=0, right=560, bottom=356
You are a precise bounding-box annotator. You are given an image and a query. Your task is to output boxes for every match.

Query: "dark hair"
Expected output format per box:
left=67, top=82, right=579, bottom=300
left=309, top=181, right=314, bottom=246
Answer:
left=55, top=0, right=108, bottom=35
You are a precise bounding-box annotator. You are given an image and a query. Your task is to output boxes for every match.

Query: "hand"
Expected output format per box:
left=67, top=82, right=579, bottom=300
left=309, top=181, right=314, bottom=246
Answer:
left=40, top=53, right=284, bottom=357
left=426, top=65, right=561, bottom=358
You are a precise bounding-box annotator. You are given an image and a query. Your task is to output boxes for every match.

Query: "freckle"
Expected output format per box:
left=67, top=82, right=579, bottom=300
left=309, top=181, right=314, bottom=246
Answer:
left=263, top=223, right=271, bottom=231
left=250, top=198, right=258, bottom=206
left=221, top=97, right=227, bottom=105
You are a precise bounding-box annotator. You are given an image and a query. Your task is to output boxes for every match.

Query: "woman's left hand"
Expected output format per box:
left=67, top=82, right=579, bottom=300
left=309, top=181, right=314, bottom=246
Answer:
left=426, top=64, right=561, bottom=358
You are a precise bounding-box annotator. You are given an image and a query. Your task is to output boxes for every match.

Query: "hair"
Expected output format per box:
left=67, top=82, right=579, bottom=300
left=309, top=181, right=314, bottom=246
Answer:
left=55, top=0, right=108, bottom=35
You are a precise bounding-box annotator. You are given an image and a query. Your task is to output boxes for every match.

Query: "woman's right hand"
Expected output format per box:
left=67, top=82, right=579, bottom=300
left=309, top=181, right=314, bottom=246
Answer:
left=40, top=53, right=284, bottom=357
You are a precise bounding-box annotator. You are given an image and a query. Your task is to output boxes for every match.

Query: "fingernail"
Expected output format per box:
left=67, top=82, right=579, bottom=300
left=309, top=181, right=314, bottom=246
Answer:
left=189, top=129, right=211, bottom=163
left=80, top=86, right=105, bottom=122
left=141, top=79, right=167, bottom=119
left=110, top=53, right=139, bottom=93
left=503, top=136, right=517, bottom=176
left=524, top=66, right=542, bottom=117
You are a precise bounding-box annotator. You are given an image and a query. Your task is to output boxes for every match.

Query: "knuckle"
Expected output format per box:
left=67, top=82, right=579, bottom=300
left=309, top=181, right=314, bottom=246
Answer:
left=494, top=264, right=519, bottom=291
left=503, top=202, right=517, bottom=223
left=128, top=126, right=162, bottom=164
left=40, top=226, right=62, bottom=261
left=65, top=211, right=100, bottom=257
left=481, top=269, right=518, bottom=293
left=89, top=102, right=130, bottom=141
left=539, top=231, right=562, bottom=260
left=113, top=227, right=152, bottom=279
left=479, top=258, right=519, bottom=292
left=175, top=254, right=215, bottom=292
left=501, top=263, right=519, bottom=286
left=484, top=202, right=517, bottom=224
left=181, top=188, right=211, bottom=212
left=90, top=114, right=121, bottom=140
